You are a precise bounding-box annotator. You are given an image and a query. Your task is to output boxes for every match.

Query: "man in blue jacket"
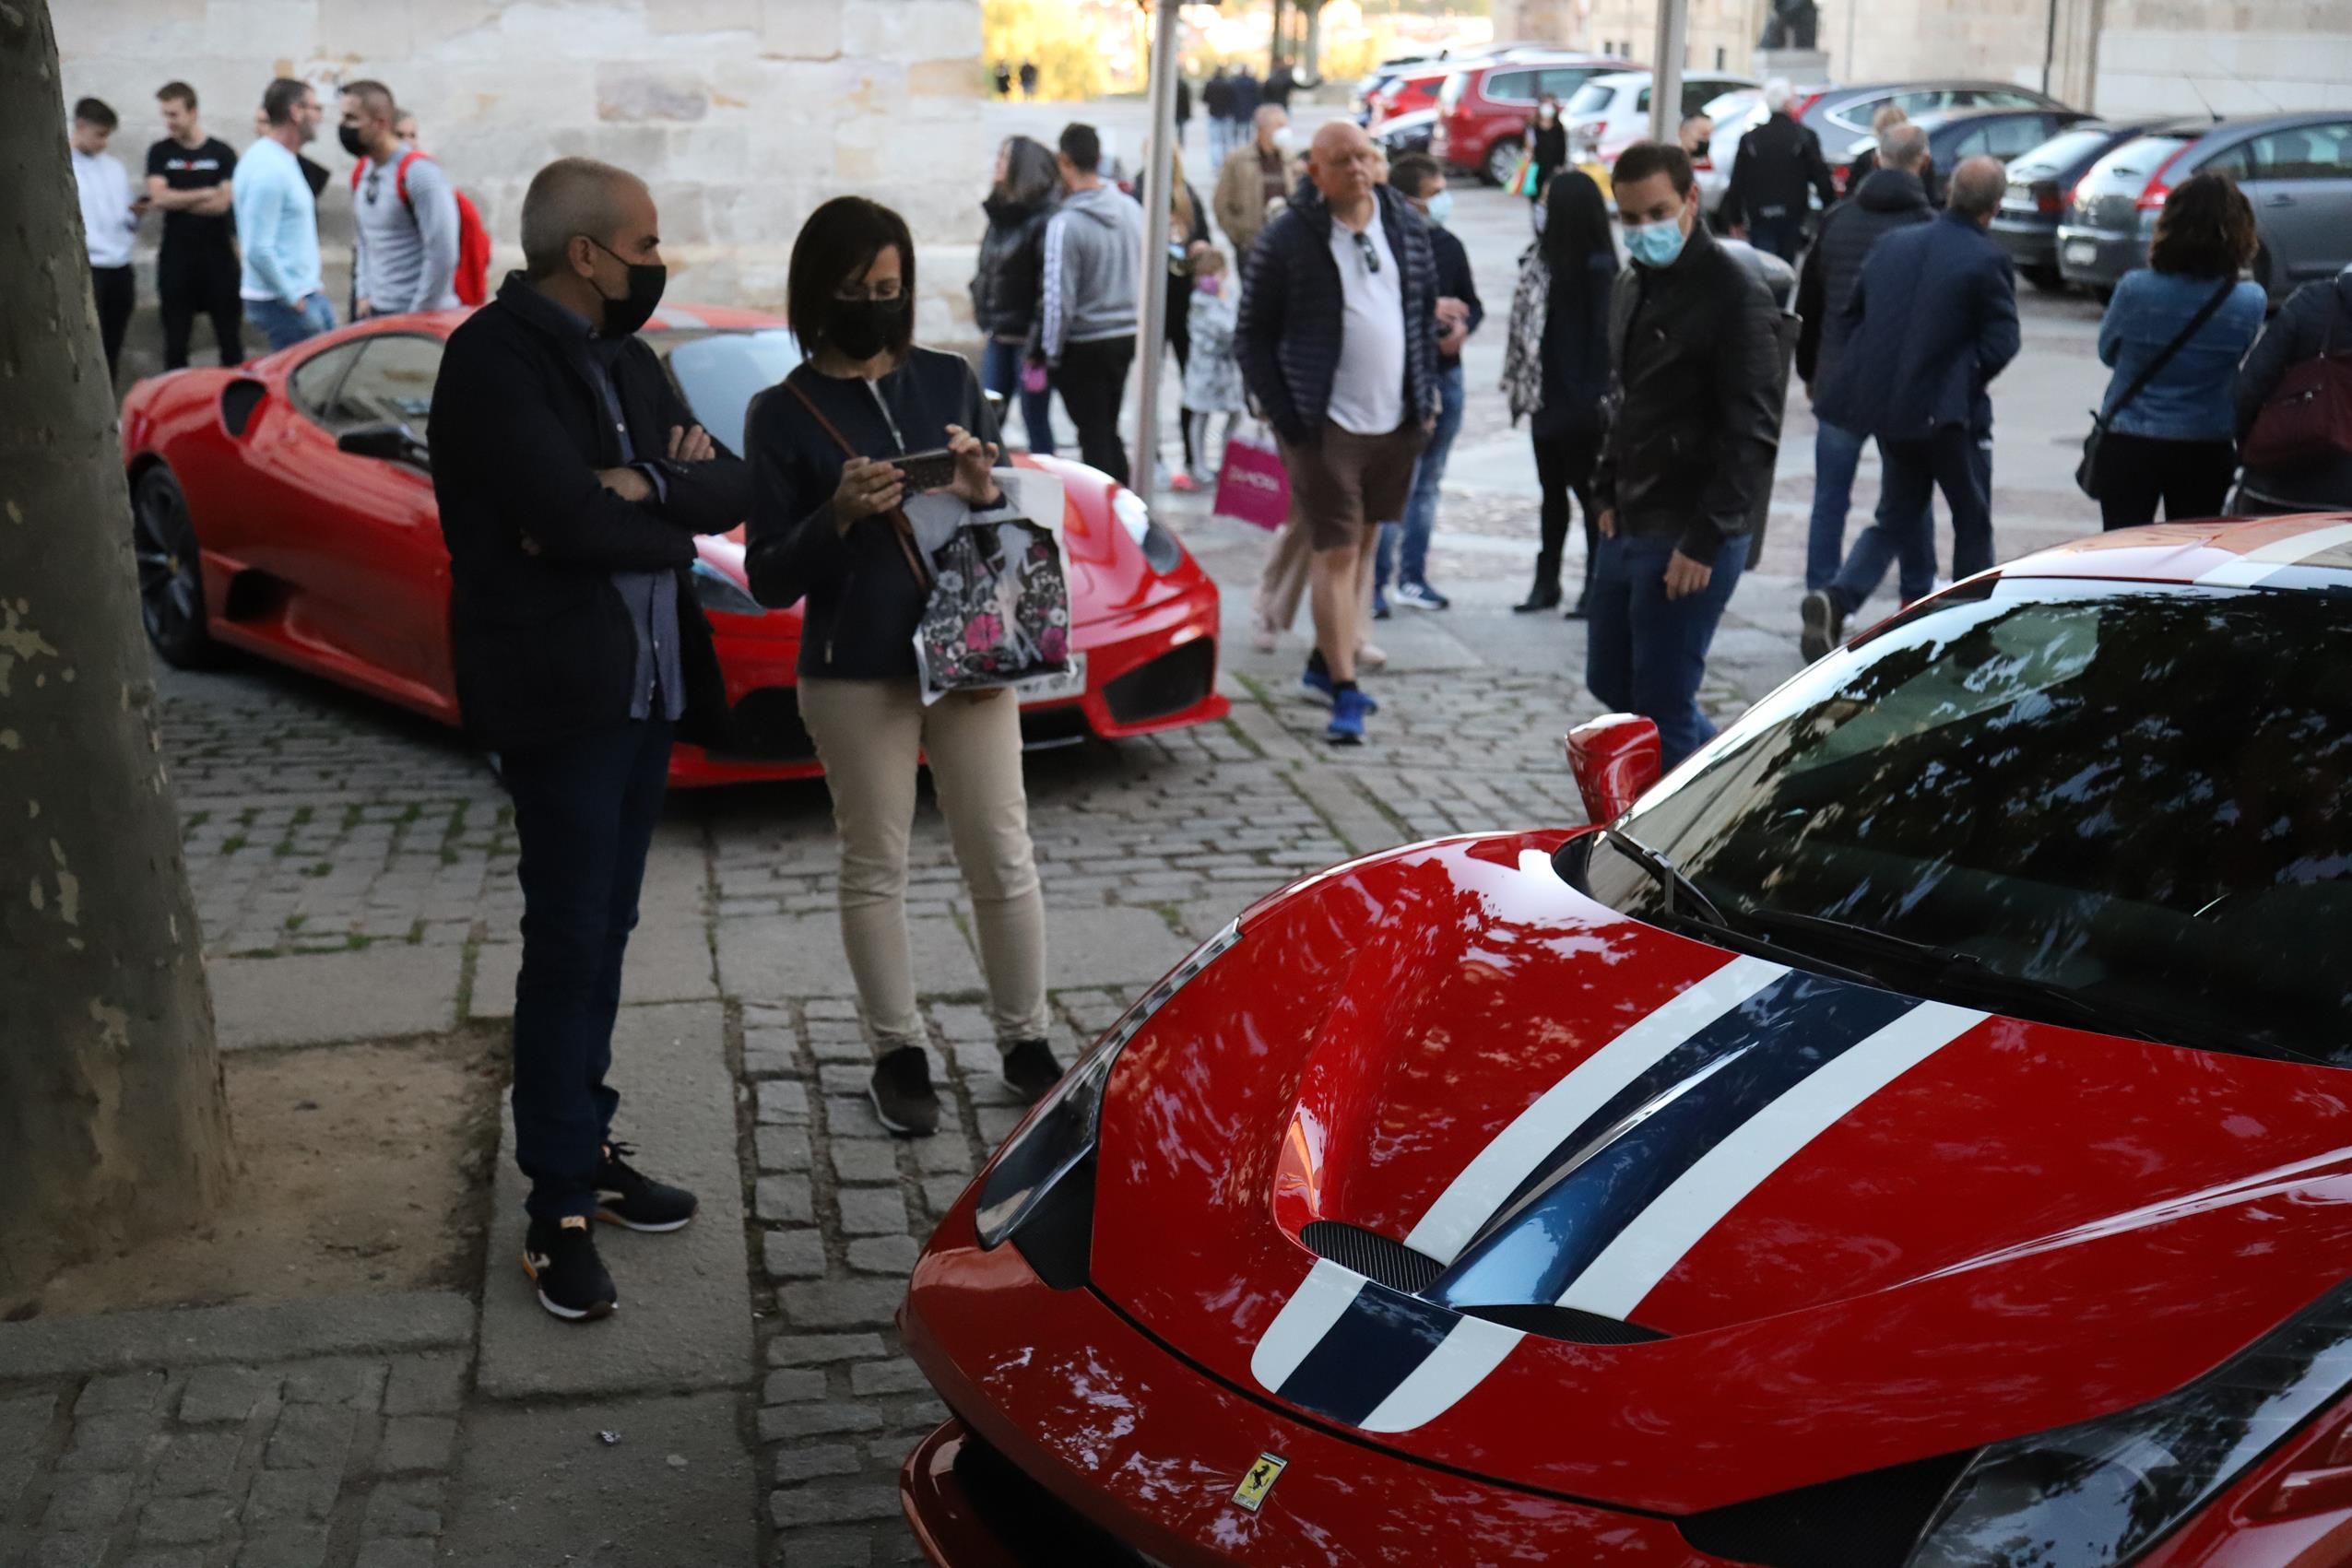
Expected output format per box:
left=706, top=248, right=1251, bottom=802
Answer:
left=1806, top=156, right=2019, bottom=657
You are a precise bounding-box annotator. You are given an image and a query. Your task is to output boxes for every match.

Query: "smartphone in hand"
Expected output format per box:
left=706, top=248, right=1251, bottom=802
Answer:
left=890, top=448, right=960, bottom=491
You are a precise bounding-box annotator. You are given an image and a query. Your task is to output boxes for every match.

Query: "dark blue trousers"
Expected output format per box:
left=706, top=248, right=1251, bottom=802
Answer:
left=502, top=719, right=673, bottom=1221
left=1586, top=532, right=1747, bottom=772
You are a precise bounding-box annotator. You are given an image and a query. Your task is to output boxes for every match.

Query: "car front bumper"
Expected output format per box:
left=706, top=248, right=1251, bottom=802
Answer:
left=897, top=1202, right=1727, bottom=1567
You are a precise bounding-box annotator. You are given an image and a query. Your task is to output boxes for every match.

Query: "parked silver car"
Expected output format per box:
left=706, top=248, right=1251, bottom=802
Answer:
left=2056, top=112, right=2352, bottom=301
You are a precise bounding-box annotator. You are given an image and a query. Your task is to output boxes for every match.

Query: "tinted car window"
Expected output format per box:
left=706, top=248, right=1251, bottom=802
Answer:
left=325, top=335, right=443, bottom=432
left=288, top=341, right=364, bottom=422
left=1536, top=66, right=1602, bottom=100
left=2249, top=121, right=2352, bottom=180
left=1584, top=579, right=2352, bottom=1065
left=2199, top=137, right=2256, bottom=180
left=1981, top=114, right=2060, bottom=159
left=1486, top=69, right=1537, bottom=102
left=2011, top=127, right=2119, bottom=179
left=662, top=328, right=803, bottom=458
left=1952, top=125, right=1991, bottom=159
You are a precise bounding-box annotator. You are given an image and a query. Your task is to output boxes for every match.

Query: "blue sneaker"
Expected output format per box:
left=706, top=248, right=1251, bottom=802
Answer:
left=1326, top=687, right=1372, bottom=745
left=1302, top=659, right=1379, bottom=712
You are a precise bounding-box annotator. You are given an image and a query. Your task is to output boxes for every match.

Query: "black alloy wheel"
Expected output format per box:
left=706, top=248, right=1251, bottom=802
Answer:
left=132, top=467, right=215, bottom=667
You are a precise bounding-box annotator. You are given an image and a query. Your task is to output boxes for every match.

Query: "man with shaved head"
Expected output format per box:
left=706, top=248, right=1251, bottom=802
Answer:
left=429, top=158, right=751, bottom=1322
left=339, top=78, right=458, bottom=315
left=1809, top=154, right=2021, bottom=658
left=1236, top=118, right=1440, bottom=744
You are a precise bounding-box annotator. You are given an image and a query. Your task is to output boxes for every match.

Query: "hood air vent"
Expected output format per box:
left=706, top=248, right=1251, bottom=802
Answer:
left=1301, top=1221, right=1672, bottom=1346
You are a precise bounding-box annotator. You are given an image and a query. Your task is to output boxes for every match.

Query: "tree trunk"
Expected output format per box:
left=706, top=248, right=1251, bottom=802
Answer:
left=1303, top=2, right=1325, bottom=87
left=1269, top=0, right=1287, bottom=73
left=0, top=0, right=233, bottom=1303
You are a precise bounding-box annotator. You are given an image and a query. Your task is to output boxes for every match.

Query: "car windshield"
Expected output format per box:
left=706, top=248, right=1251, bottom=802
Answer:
left=2081, top=134, right=2190, bottom=195
left=1567, top=81, right=1616, bottom=115
left=1579, top=579, right=2352, bottom=1065
left=2010, top=127, right=2116, bottom=178
left=662, top=328, right=801, bottom=456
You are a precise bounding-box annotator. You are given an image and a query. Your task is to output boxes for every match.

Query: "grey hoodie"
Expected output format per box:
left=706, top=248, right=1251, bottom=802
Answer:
left=1040, top=183, right=1141, bottom=362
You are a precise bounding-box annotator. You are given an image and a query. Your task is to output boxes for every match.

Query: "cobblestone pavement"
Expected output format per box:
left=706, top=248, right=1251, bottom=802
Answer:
left=0, top=1352, right=467, bottom=1568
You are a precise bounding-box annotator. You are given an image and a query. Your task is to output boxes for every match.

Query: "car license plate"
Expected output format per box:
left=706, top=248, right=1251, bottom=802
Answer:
left=2063, top=240, right=2098, bottom=267
left=1012, top=652, right=1086, bottom=704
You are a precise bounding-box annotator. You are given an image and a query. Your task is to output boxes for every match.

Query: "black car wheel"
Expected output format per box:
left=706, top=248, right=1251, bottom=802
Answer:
left=1483, top=139, right=1519, bottom=187
left=131, top=466, right=215, bottom=668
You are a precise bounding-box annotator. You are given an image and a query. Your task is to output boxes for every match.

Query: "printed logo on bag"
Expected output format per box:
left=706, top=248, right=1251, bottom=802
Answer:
left=1227, top=469, right=1282, bottom=494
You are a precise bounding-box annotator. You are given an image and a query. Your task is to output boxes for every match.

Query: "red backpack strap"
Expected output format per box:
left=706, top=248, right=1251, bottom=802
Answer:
left=393, top=149, right=426, bottom=211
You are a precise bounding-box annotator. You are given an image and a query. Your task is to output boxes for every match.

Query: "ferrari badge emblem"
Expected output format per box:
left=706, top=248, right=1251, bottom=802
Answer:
left=1232, top=1452, right=1286, bottom=1513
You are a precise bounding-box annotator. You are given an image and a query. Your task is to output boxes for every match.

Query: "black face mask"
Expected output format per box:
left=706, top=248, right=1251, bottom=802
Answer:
left=338, top=124, right=368, bottom=159
left=826, top=297, right=906, bottom=362
left=585, top=237, right=667, bottom=337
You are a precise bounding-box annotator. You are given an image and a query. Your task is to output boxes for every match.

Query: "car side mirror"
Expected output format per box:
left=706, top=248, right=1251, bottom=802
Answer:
left=337, top=420, right=429, bottom=471
left=1565, top=713, right=1661, bottom=824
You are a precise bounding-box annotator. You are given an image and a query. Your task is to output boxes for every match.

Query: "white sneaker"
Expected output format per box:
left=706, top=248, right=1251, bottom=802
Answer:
left=1356, top=643, right=1389, bottom=669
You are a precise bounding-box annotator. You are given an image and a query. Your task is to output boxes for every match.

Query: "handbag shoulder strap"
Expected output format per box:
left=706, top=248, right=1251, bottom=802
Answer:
left=780, top=371, right=931, bottom=591
left=2110, top=277, right=2239, bottom=419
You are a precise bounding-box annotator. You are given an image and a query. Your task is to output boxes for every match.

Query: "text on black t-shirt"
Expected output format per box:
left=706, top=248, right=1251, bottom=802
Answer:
left=145, top=136, right=239, bottom=249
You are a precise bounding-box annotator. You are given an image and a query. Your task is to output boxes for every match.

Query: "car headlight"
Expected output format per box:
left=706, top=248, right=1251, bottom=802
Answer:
left=1908, top=1277, right=2352, bottom=1567
left=690, top=558, right=764, bottom=616
left=973, top=919, right=1242, bottom=1250
left=1111, top=488, right=1186, bottom=575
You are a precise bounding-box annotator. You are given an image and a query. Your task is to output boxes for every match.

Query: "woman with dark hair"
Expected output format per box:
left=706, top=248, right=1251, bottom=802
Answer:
left=744, top=195, right=1060, bottom=1137
left=2092, top=171, right=2266, bottom=528
left=972, top=136, right=1060, bottom=454
left=1524, top=94, right=1569, bottom=227
left=1501, top=167, right=1616, bottom=614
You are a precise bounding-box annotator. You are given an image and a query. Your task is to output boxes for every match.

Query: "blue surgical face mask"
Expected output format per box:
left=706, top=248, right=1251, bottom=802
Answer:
left=1423, top=189, right=1454, bottom=228
left=1624, top=215, right=1689, bottom=269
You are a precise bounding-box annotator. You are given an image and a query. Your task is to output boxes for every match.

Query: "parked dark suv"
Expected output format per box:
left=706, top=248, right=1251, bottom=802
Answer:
left=2057, top=112, right=2352, bottom=301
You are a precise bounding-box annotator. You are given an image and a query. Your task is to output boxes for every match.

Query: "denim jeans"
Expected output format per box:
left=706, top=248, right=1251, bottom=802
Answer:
left=502, top=719, right=673, bottom=1221
left=247, top=291, right=335, bottom=351
left=1377, top=360, right=1465, bottom=591
left=979, top=336, right=1057, bottom=457
left=1585, top=532, right=1748, bottom=771
left=1811, top=418, right=1936, bottom=605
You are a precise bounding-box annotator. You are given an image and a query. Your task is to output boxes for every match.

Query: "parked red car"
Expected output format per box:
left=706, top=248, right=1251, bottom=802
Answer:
left=1432, top=53, right=1637, bottom=186
left=901, top=514, right=2352, bottom=1564
left=1366, top=64, right=1458, bottom=128
left=119, top=307, right=1226, bottom=788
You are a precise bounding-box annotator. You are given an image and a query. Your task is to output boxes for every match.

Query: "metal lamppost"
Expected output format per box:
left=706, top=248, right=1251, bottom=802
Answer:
left=1648, top=0, right=1690, bottom=146
left=1129, top=0, right=1186, bottom=509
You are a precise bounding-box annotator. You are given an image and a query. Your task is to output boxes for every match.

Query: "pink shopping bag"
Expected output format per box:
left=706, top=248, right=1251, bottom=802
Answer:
left=1212, top=420, right=1290, bottom=531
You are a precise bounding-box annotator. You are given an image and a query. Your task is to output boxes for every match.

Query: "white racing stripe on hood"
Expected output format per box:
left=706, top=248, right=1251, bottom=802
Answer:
left=2196, top=521, right=2352, bottom=587
left=1555, top=1000, right=1987, bottom=1321
left=1357, top=1315, right=1526, bottom=1432
left=1402, top=953, right=1791, bottom=1265
left=1249, top=1257, right=1366, bottom=1392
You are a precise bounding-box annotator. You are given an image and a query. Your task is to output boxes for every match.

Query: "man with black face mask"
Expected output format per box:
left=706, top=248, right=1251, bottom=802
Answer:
left=340, top=79, right=459, bottom=316
left=429, top=157, right=751, bottom=1324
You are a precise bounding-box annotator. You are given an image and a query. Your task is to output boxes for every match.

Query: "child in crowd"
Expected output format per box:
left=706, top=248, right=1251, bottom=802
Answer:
left=1177, top=248, right=1246, bottom=489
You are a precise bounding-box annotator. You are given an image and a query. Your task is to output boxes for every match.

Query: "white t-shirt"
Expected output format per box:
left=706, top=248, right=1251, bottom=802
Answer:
left=1325, top=211, right=1406, bottom=436
left=72, top=147, right=138, bottom=269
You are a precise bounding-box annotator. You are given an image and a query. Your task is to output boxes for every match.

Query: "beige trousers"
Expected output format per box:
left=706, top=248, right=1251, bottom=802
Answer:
left=1253, top=520, right=1377, bottom=641
left=798, top=677, right=1048, bottom=1054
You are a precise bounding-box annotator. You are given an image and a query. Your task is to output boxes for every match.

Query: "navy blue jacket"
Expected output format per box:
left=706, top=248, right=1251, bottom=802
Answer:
left=1236, top=183, right=1441, bottom=446
left=1816, top=208, right=2021, bottom=440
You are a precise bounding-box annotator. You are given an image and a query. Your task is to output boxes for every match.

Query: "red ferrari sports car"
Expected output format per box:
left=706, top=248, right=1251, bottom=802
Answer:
left=902, top=515, right=2352, bottom=1566
left=119, top=306, right=1226, bottom=786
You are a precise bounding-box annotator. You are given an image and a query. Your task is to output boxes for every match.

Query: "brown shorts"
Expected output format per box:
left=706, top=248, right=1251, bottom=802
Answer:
left=1280, top=420, right=1428, bottom=553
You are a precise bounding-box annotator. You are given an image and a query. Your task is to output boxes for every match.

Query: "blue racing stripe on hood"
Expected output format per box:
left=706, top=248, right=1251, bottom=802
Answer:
left=1274, top=1278, right=1460, bottom=1427
left=1430, top=971, right=1915, bottom=1312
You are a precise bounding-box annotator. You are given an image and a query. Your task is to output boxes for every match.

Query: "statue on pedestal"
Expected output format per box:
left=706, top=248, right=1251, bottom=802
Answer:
left=1758, top=0, right=1819, bottom=50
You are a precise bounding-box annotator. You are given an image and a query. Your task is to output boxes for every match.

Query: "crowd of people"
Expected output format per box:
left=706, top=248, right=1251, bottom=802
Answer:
left=67, top=75, right=482, bottom=382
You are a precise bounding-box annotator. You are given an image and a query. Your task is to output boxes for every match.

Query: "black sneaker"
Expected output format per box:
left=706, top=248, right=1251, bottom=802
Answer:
left=869, top=1045, right=940, bottom=1137
left=523, top=1216, right=617, bottom=1322
left=1002, top=1039, right=1065, bottom=1103
left=594, top=1142, right=698, bottom=1232
left=1800, top=590, right=1846, bottom=665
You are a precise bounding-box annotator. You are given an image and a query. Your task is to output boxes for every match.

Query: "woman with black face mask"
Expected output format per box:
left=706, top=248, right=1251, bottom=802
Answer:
left=742, top=196, right=1061, bottom=1139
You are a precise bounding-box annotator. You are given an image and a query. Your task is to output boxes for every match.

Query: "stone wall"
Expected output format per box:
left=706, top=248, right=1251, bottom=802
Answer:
left=55, top=0, right=991, bottom=343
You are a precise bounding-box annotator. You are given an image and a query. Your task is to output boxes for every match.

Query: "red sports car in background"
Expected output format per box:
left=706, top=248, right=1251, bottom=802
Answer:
left=119, top=306, right=1226, bottom=787
left=901, top=516, right=2352, bottom=1564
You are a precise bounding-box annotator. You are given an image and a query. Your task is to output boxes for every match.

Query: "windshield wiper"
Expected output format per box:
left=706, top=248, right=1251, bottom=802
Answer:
left=1601, top=828, right=1729, bottom=927
left=1725, top=904, right=1988, bottom=975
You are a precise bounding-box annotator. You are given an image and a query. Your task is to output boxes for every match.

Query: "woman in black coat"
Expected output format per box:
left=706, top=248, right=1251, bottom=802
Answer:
left=1524, top=94, right=1570, bottom=225
left=971, top=136, right=1059, bottom=454
left=1502, top=169, right=1615, bottom=614
left=747, top=197, right=1062, bottom=1138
